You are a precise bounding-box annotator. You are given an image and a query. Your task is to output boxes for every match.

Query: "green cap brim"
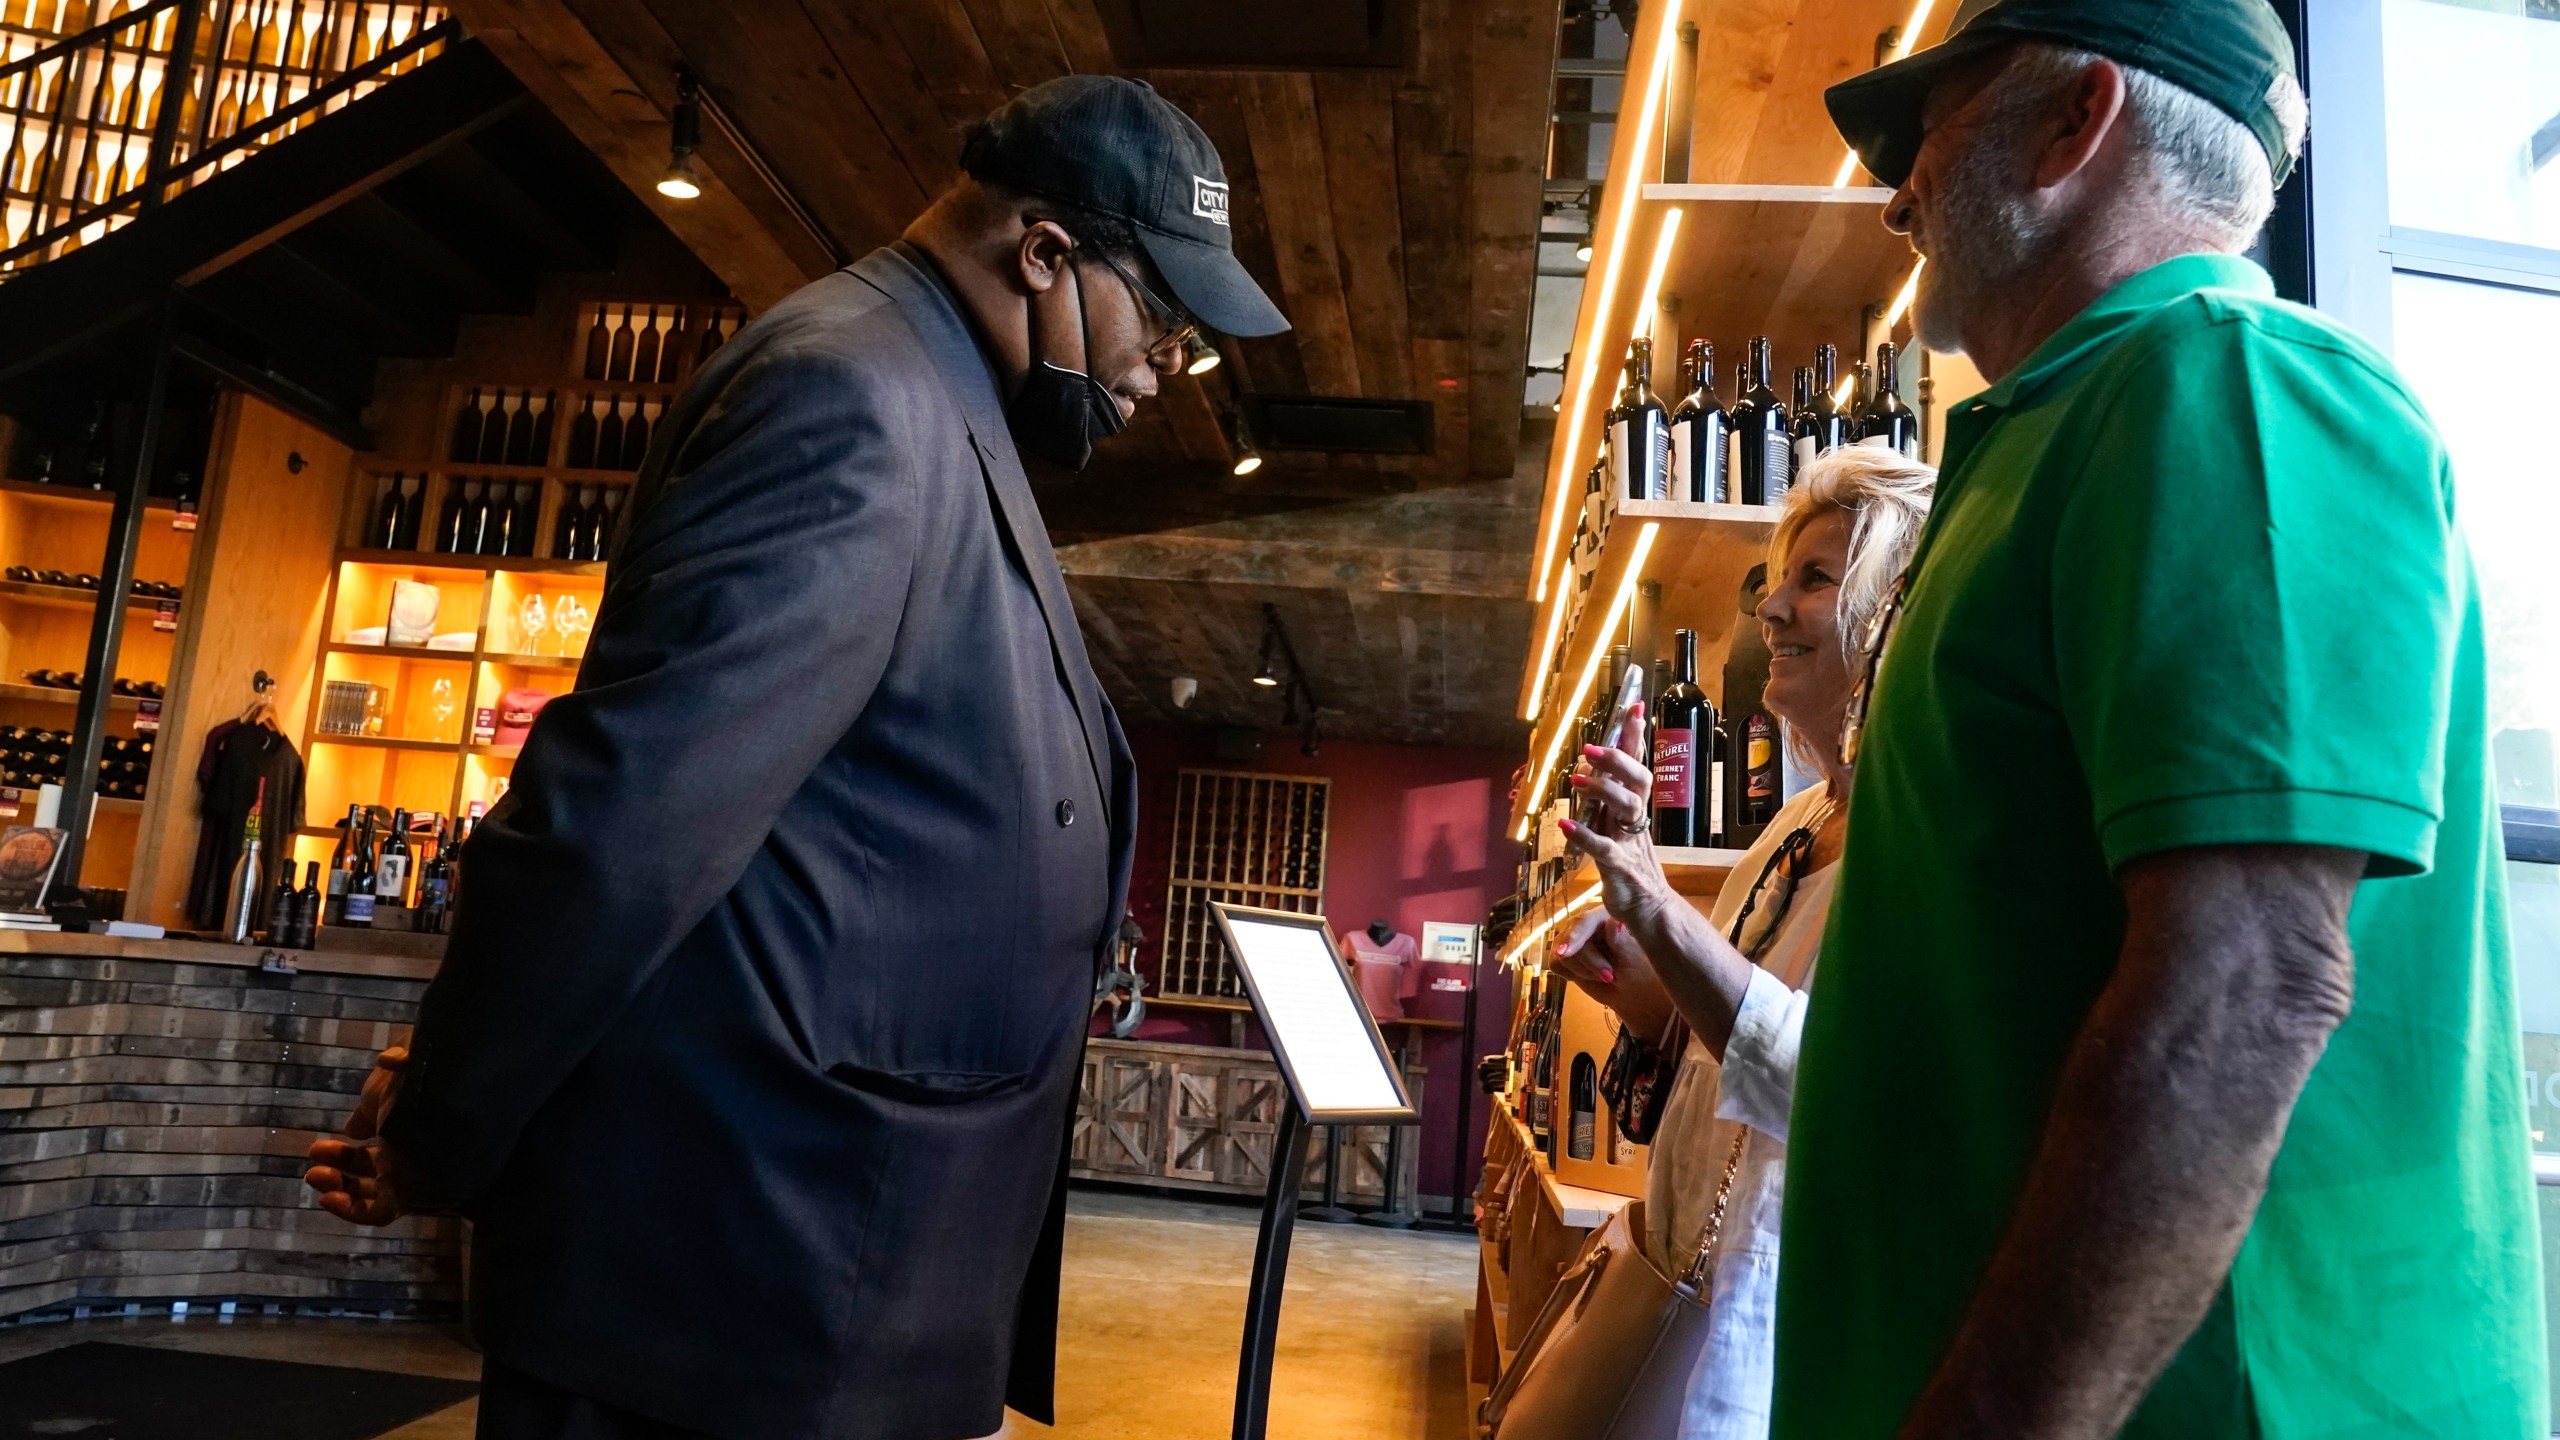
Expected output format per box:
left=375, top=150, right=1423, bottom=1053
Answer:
left=1823, top=30, right=2017, bottom=189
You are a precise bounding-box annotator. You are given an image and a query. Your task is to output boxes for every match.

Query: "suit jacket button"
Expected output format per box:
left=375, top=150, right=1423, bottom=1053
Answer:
left=1056, top=799, right=1076, bottom=827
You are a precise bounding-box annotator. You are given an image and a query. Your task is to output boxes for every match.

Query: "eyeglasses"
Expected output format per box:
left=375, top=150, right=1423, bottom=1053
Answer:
left=1081, top=247, right=1199, bottom=367
left=1726, top=819, right=1820, bottom=959
left=1838, top=569, right=1910, bottom=768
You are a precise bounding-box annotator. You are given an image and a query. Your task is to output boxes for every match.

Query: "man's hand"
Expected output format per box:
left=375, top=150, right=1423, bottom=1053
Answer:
left=1899, top=844, right=2362, bottom=1439
left=305, top=1045, right=452, bottom=1225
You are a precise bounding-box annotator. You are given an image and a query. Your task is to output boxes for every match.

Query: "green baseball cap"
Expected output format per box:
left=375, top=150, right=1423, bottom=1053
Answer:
left=1824, top=0, right=2301, bottom=190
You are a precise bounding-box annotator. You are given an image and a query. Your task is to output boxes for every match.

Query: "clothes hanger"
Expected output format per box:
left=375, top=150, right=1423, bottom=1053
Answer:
left=239, top=670, right=278, bottom=730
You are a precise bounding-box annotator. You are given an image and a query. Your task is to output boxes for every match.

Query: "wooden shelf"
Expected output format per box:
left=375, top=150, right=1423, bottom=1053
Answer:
left=0, top=683, right=144, bottom=711
left=94, top=797, right=144, bottom=815
left=321, top=641, right=474, bottom=663
left=1493, top=1103, right=1634, bottom=1228
left=337, top=548, right=607, bottom=577
left=1511, top=502, right=1781, bottom=833
left=466, top=744, right=523, bottom=760
left=380, top=461, right=641, bottom=483
left=1569, top=845, right=1747, bottom=898
left=478, top=650, right=582, bottom=670
left=0, top=477, right=181, bottom=512
left=0, top=579, right=178, bottom=613
left=307, top=735, right=461, bottom=754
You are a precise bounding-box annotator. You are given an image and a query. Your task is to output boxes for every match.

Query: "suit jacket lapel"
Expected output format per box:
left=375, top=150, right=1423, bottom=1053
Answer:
left=851, top=246, right=1113, bottom=821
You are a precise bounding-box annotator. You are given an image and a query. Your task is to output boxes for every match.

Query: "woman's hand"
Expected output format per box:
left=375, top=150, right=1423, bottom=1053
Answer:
left=1550, top=907, right=1676, bottom=1039
left=1561, top=699, right=1681, bottom=938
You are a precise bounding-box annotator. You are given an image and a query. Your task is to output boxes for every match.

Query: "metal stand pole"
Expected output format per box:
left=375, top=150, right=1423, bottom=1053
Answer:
left=1302, top=1125, right=1355, bottom=1223
left=1425, top=941, right=1486, bottom=1233
left=1360, top=1035, right=1418, bottom=1229
left=1232, top=1103, right=1312, bottom=1440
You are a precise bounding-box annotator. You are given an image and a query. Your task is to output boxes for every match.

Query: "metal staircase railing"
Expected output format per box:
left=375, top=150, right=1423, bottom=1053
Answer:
left=0, top=0, right=454, bottom=275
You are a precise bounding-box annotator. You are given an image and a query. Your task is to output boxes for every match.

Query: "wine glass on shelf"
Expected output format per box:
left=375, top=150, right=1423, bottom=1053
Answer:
left=430, top=676, right=458, bottom=742
left=552, top=593, right=591, bottom=659
left=516, top=591, right=550, bottom=657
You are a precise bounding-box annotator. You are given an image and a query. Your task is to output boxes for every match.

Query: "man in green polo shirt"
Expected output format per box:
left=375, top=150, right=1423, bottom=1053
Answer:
left=1778, top=1, right=2547, bottom=1436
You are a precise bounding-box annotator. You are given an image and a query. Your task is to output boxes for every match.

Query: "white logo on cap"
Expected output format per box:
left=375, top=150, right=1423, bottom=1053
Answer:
left=1192, top=177, right=1230, bottom=227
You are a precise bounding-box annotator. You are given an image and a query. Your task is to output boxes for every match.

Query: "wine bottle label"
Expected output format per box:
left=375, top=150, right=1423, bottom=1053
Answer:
left=1608, top=419, right=1630, bottom=498
left=1667, top=420, right=1690, bottom=500
left=375, top=855, right=407, bottom=897
left=1765, top=434, right=1794, bottom=501
left=1793, top=434, right=1818, bottom=474
left=1858, top=433, right=1892, bottom=451
left=343, top=892, right=375, bottom=923
left=1711, top=764, right=1727, bottom=840
left=1654, top=728, right=1694, bottom=807
left=1900, top=433, right=1921, bottom=461
left=1570, top=1113, right=1595, bottom=1161
left=326, top=870, right=348, bottom=896
left=1747, top=717, right=1779, bottom=800
left=1727, top=431, right=1745, bottom=494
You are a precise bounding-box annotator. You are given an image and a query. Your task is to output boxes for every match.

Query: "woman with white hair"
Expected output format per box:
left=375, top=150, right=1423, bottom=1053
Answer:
left=1549, top=443, right=1933, bottom=1439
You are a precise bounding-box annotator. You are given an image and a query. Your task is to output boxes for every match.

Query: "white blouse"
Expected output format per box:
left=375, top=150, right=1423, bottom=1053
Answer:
left=1635, top=782, right=1835, bottom=1440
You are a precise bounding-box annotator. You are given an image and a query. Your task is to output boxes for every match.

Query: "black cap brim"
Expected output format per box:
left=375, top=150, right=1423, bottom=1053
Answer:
left=1137, top=226, right=1290, bottom=338
left=1823, top=30, right=2014, bottom=189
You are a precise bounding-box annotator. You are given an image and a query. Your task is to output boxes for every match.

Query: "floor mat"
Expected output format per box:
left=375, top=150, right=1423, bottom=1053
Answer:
left=0, top=1342, right=477, bottom=1440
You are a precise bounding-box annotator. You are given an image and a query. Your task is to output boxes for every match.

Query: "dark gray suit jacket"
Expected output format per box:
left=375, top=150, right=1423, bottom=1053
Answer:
left=386, top=245, right=1136, bottom=1440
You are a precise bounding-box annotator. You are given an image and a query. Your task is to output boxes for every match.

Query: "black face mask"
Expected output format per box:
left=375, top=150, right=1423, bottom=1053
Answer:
left=1006, top=258, right=1127, bottom=471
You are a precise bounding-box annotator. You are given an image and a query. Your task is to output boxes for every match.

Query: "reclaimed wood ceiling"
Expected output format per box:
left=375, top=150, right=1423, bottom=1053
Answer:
left=442, top=0, right=1564, bottom=748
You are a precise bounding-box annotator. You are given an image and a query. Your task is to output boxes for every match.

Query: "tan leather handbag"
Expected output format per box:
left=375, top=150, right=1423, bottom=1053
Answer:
left=1478, top=1131, right=1749, bottom=1440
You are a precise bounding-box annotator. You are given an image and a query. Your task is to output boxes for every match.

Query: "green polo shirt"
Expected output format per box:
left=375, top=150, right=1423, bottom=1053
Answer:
left=1774, top=254, right=2546, bottom=1439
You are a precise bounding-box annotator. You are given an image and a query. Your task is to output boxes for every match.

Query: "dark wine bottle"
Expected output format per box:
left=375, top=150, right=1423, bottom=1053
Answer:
left=292, top=860, right=322, bottom=949
left=1789, top=367, right=1824, bottom=480
left=1865, top=341, right=1920, bottom=459
left=1813, top=343, right=1851, bottom=454
left=567, top=395, right=600, bottom=470
left=459, top=480, right=491, bottom=556
left=342, top=812, right=377, bottom=927
left=553, top=484, right=588, bottom=560
left=582, top=305, right=609, bottom=381
left=484, top=481, right=515, bottom=557
left=1611, top=337, right=1670, bottom=502
left=267, top=864, right=298, bottom=946
left=1670, top=339, right=1729, bottom=505
left=530, top=390, right=556, bottom=467
left=657, top=309, right=688, bottom=382
left=479, top=390, right=514, bottom=465
left=1731, top=337, right=1791, bottom=506
left=1650, top=628, right=1720, bottom=847
left=393, top=474, right=423, bottom=550
left=632, top=304, right=662, bottom=386
left=593, top=489, right=624, bottom=555
left=595, top=396, right=626, bottom=474
left=511, top=483, right=542, bottom=557
left=435, top=478, right=466, bottom=553
left=1742, top=711, right=1780, bottom=831
left=1568, top=1052, right=1597, bottom=1161
left=607, top=304, right=637, bottom=382
left=697, top=308, right=731, bottom=366
left=448, top=386, right=485, bottom=464
left=374, top=807, right=411, bottom=909
left=371, top=473, right=405, bottom=550
left=620, top=398, right=653, bottom=471
left=1845, top=361, right=1874, bottom=438
left=325, top=805, right=360, bottom=925
left=503, top=387, right=537, bottom=466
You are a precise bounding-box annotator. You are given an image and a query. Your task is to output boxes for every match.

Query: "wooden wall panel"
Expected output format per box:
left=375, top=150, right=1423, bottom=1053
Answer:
left=127, top=396, right=350, bottom=930
left=1240, top=73, right=1361, bottom=396
left=1316, top=72, right=1413, bottom=401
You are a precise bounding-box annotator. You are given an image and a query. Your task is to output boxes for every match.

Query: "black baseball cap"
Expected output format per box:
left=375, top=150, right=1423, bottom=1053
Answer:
left=1824, top=0, right=2301, bottom=190
left=964, top=75, right=1290, bottom=338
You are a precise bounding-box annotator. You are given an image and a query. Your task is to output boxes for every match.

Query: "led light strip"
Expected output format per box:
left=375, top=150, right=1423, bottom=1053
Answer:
left=1515, top=521, right=1661, bottom=842
left=1633, top=207, right=1685, bottom=341
left=1530, top=3, right=1690, bottom=609
left=1828, top=0, right=1940, bottom=188
left=1884, top=257, right=1926, bottom=328
left=1502, top=882, right=1606, bottom=970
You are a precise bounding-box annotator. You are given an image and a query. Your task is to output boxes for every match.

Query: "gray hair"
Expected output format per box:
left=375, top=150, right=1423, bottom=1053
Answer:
left=2003, top=44, right=2310, bottom=251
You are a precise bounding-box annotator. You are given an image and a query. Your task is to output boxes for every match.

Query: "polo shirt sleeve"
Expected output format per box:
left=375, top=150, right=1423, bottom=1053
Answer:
left=2049, top=308, right=2460, bottom=878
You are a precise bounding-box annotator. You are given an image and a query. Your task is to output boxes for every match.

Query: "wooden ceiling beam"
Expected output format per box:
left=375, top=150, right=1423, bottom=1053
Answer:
left=786, top=1, right=966, bottom=197
left=1240, top=71, right=1360, bottom=395
left=1464, top=0, right=1554, bottom=480
left=955, top=0, right=1073, bottom=93
left=442, top=0, right=825, bottom=310
left=1316, top=72, right=1413, bottom=402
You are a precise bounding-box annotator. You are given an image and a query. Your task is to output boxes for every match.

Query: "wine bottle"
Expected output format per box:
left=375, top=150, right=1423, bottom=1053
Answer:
left=553, top=484, right=588, bottom=560
left=632, top=304, right=662, bottom=385
left=324, top=803, right=360, bottom=925
left=1741, top=711, right=1780, bottom=830
left=582, top=304, right=609, bottom=380
left=224, top=780, right=265, bottom=944
left=484, top=480, right=515, bottom=556
left=267, top=861, right=297, bottom=947
left=1568, top=1052, right=1597, bottom=1161
left=291, top=860, right=320, bottom=948
left=1813, top=343, right=1852, bottom=454
left=653, top=308, right=684, bottom=383
left=595, top=395, right=626, bottom=473
left=435, top=476, right=466, bottom=553
left=393, top=473, right=423, bottom=550
left=485, top=390, right=520, bottom=465
left=619, top=397, right=652, bottom=471
left=1845, top=361, right=1874, bottom=437
left=1612, top=337, right=1670, bottom=503
left=448, top=386, right=485, bottom=464
left=511, top=482, right=542, bottom=557
left=567, top=394, right=600, bottom=470
left=1731, top=337, right=1791, bottom=506
left=530, top=390, right=556, bottom=467
left=453, top=480, right=485, bottom=555
left=697, top=308, right=731, bottom=367
left=1789, top=367, right=1824, bottom=479
left=503, top=387, right=537, bottom=466
left=1865, top=341, right=1920, bottom=459
left=1651, top=628, right=1720, bottom=847
left=374, top=808, right=410, bottom=910
left=371, top=473, right=405, bottom=550
left=343, top=812, right=377, bottom=926
left=593, top=488, right=624, bottom=556
left=414, top=817, right=450, bottom=933
left=1669, top=339, right=1729, bottom=505
left=607, top=304, right=637, bottom=382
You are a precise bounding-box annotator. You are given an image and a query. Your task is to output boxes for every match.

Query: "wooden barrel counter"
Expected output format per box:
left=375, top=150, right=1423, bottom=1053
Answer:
left=0, top=932, right=459, bottom=1321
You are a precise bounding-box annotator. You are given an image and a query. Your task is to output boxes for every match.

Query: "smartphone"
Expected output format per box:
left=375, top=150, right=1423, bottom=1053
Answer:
left=1610, top=657, right=1649, bottom=747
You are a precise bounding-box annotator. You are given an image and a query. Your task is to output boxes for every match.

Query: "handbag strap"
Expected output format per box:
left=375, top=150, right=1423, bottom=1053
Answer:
left=1677, top=1129, right=1753, bottom=1290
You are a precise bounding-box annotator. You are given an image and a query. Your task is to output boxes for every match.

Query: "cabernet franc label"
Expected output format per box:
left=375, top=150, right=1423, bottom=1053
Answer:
left=1655, top=728, right=1695, bottom=807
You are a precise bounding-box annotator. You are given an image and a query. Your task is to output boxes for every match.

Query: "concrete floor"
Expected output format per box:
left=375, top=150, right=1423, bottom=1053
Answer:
left=0, top=1188, right=1479, bottom=1440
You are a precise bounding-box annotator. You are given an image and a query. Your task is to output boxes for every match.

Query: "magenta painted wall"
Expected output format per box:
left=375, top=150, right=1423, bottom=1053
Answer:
left=1097, top=723, right=1519, bottom=1206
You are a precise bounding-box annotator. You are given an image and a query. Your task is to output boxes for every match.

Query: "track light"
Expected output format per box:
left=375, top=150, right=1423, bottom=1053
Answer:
left=657, top=69, right=704, bottom=201
left=1186, top=335, right=1222, bottom=375
left=1227, top=406, right=1263, bottom=477
left=1253, top=608, right=1282, bottom=687
left=1574, top=239, right=1594, bottom=263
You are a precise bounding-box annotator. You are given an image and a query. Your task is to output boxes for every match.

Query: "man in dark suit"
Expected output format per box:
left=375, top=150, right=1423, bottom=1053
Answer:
left=303, top=76, right=1286, bottom=1440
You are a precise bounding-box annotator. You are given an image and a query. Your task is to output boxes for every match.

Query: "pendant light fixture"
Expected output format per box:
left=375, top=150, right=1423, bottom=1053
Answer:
left=1186, top=334, right=1222, bottom=375
left=656, top=68, right=704, bottom=201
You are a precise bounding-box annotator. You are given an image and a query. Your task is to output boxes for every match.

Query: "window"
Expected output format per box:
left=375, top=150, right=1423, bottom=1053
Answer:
left=1158, top=769, right=1332, bottom=1001
left=2380, top=0, right=2560, bottom=252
